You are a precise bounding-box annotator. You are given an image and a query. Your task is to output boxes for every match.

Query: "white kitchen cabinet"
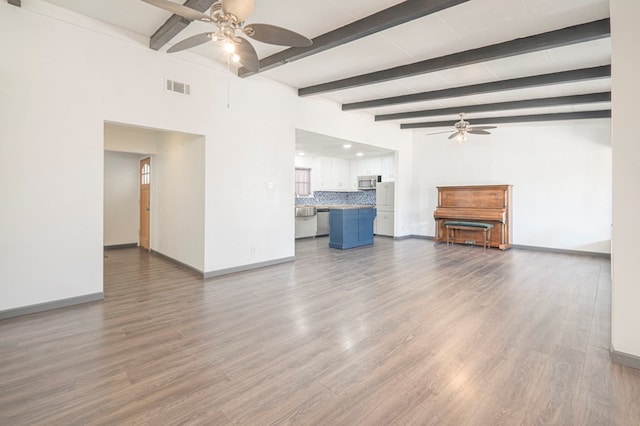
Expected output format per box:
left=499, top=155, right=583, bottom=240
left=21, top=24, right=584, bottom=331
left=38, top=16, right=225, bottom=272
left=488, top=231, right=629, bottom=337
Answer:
left=331, top=158, right=350, bottom=190
left=295, top=216, right=317, bottom=238
left=381, top=155, right=396, bottom=181
left=306, top=154, right=395, bottom=193
left=356, top=157, right=382, bottom=176
left=310, top=156, right=351, bottom=192
left=375, top=212, right=394, bottom=236
left=319, top=157, right=333, bottom=190
left=349, top=162, right=359, bottom=190
left=355, top=154, right=395, bottom=181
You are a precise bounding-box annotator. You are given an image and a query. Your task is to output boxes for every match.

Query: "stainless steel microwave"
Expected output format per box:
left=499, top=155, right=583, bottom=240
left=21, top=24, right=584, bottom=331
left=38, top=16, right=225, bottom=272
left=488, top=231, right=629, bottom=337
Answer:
left=358, top=175, right=382, bottom=190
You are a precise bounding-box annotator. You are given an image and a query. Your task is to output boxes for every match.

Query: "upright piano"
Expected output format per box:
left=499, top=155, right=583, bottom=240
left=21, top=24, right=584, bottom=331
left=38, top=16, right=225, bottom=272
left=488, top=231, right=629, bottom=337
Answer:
left=433, top=184, right=512, bottom=250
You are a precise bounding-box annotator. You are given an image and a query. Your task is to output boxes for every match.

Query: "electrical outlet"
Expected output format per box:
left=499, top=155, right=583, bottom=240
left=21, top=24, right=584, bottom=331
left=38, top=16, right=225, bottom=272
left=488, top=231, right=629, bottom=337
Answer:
left=250, top=246, right=256, bottom=255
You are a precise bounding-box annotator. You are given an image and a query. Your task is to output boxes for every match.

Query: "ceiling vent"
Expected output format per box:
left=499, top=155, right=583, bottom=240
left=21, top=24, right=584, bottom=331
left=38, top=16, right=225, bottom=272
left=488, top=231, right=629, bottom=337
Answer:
left=165, top=79, right=190, bottom=95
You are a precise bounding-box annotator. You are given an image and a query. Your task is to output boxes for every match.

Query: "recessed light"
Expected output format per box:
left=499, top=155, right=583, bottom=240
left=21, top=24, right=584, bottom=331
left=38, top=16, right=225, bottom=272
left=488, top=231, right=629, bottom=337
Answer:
left=297, top=152, right=305, bottom=156
left=343, top=144, right=352, bottom=149
left=356, top=152, right=364, bottom=157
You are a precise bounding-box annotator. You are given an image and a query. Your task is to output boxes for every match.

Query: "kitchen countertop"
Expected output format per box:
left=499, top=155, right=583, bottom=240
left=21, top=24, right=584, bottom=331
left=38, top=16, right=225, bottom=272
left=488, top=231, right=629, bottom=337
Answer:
left=314, top=204, right=376, bottom=210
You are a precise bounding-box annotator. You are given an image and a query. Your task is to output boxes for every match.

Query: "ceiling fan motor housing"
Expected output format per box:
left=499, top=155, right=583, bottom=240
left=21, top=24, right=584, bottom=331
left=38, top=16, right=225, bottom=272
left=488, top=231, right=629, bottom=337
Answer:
left=455, top=120, right=469, bottom=131
left=221, top=0, right=255, bottom=22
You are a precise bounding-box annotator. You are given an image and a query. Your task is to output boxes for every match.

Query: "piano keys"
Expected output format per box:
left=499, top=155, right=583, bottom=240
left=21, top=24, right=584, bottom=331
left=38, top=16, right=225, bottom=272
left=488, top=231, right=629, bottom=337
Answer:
left=433, top=185, right=513, bottom=250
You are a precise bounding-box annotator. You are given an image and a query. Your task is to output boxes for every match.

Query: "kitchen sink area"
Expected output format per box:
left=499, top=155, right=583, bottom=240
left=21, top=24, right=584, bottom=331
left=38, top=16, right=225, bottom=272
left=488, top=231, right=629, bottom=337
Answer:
left=295, top=203, right=377, bottom=242
left=295, top=206, right=317, bottom=217
left=294, top=190, right=378, bottom=240
left=294, top=206, right=317, bottom=239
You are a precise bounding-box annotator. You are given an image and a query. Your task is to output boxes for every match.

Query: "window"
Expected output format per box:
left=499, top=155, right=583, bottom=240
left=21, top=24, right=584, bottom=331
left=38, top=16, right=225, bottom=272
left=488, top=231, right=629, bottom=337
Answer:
left=295, top=168, right=311, bottom=197
left=141, top=163, right=150, bottom=185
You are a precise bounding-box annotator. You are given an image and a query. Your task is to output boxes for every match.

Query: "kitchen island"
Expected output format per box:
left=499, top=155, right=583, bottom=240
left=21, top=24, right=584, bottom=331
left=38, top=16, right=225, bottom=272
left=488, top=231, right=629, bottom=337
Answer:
left=328, top=206, right=376, bottom=249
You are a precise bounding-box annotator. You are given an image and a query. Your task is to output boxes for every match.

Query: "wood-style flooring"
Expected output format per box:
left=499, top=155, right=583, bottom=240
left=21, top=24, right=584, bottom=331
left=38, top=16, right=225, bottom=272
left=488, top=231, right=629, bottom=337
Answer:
left=1, top=238, right=639, bottom=425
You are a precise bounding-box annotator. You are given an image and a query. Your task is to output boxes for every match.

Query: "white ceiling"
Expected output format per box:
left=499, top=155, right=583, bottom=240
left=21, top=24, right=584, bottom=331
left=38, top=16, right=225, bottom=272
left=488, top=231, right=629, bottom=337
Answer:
left=36, top=0, right=611, bottom=155
left=296, top=129, right=393, bottom=160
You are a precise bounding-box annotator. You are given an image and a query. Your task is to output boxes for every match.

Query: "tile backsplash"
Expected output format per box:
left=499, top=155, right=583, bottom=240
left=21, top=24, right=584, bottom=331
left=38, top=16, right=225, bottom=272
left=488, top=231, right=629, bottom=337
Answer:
left=295, top=190, right=376, bottom=206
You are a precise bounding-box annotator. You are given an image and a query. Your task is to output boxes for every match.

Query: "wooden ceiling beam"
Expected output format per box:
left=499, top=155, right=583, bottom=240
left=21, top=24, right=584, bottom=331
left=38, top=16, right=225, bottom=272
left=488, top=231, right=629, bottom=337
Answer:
left=376, top=92, right=611, bottom=122
left=237, top=0, right=470, bottom=77
left=343, top=65, right=611, bottom=111
left=300, top=18, right=610, bottom=97
left=149, top=0, right=216, bottom=51
left=401, top=110, right=611, bottom=129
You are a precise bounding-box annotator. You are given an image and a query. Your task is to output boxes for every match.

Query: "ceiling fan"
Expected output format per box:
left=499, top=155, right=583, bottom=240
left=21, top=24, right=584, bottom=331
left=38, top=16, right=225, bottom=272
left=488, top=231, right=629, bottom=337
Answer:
left=141, top=0, right=313, bottom=72
left=427, top=113, right=497, bottom=143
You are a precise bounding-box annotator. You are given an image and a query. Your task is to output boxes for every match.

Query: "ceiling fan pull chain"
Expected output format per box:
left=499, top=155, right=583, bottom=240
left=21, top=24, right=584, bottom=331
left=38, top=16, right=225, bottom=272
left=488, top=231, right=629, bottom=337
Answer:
left=226, top=58, right=231, bottom=109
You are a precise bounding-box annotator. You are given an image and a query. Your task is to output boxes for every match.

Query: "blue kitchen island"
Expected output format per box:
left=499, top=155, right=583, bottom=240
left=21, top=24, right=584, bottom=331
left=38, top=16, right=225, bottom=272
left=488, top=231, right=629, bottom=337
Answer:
left=329, top=206, right=377, bottom=249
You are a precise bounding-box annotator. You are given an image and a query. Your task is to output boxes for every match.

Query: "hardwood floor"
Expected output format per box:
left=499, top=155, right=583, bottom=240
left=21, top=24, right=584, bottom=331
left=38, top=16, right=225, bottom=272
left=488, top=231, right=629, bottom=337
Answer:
left=1, top=238, right=639, bottom=425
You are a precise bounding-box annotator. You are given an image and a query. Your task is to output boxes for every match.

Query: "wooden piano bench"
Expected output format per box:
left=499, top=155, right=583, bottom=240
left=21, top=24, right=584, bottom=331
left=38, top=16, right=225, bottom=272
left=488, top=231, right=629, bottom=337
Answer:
left=444, top=221, right=494, bottom=249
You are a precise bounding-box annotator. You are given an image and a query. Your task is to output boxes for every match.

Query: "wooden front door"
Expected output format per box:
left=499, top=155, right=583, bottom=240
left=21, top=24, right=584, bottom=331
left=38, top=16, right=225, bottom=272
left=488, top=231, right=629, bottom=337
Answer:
left=139, top=157, right=151, bottom=250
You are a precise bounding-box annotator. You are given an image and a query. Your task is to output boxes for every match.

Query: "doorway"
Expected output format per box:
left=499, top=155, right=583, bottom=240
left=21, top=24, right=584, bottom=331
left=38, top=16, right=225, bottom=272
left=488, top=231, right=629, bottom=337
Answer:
left=103, top=121, right=206, bottom=273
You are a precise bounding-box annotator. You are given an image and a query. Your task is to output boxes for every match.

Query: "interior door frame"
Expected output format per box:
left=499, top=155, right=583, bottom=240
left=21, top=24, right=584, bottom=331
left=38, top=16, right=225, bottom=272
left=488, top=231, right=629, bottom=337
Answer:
left=139, top=157, right=151, bottom=250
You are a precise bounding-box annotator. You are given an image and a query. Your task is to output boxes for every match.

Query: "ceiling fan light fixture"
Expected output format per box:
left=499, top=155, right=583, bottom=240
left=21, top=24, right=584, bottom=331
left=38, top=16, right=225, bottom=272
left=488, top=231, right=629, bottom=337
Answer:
left=224, top=40, right=236, bottom=53
left=222, top=0, right=256, bottom=22
left=143, top=0, right=312, bottom=74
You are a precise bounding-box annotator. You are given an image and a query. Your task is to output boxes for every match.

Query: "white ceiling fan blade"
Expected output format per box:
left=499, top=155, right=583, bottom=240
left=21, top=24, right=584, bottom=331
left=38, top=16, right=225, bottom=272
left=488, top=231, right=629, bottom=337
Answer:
left=141, top=0, right=212, bottom=22
left=222, top=0, right=255, bottom=21
left=167, top=33, right=215, bottom=53
left=245, top=23, right=312, bottom=47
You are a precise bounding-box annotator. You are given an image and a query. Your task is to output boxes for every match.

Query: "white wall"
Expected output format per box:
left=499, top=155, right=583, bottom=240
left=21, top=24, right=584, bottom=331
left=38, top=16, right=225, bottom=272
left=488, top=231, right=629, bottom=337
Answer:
left=104, top=151, right=140, bottom=246
left=0, top=3, right=104, bottom=310
left=152, top=133, right=205, bottom=271
left=610, top=0, right=640, bottom=359
left=202, top=76, right=299, bottom=272
left=412, top=120, right=612, bottom=253
left=104, top=125, right=205, bottom=272
left=0, top=1, right=412, bottom=311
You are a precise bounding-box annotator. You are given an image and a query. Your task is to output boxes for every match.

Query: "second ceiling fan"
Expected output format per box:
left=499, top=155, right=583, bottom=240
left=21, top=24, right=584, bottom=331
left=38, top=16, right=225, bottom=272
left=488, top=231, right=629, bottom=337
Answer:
left=142, top=0, right=313, bottom=72
left=428, top=113, right=497, bottom=143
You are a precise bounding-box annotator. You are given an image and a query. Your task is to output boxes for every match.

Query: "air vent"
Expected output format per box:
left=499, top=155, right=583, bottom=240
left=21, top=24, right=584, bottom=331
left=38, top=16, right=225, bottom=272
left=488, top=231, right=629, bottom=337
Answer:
left=165, top=79, right=190, bottom=95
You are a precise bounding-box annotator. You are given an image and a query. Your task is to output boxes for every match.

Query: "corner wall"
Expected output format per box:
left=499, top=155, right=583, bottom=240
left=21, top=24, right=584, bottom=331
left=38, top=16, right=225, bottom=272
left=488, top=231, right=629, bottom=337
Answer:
left=152, top=133, right=205, bottom=272
left=610, top=0, right=640, bottom=363
left=104, top=151, right=140, bottom=246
